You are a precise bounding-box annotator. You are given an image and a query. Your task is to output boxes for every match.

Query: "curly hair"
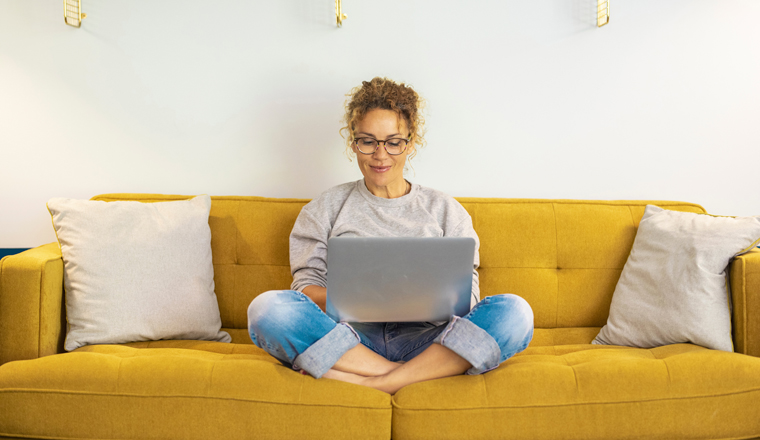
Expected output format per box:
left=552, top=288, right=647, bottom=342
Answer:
left=340, top=77, right=426, bottom=161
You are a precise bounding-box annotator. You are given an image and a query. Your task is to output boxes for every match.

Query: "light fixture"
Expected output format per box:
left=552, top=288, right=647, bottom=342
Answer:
left=64, top=0, right=86, bottom=28
left=336, top=0, right=347, bottom=27
left=597, top=0, right=610, bottom=27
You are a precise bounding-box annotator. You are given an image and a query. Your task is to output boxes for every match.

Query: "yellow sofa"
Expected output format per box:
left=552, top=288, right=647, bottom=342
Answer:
left=1, top=194, right=759, bottom=440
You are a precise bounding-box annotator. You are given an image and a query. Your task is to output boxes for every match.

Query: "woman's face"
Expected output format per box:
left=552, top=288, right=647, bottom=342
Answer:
left=352, top=109, right=414, bottom=199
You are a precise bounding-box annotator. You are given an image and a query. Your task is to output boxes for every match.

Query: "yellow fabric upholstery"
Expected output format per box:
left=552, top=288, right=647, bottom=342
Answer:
left=84, top=195, right=709, bottom=335
left=1, top=194, right=759, bottom=440
left=0, top=345, right=390, bottom=440
left=392, top=344, right=760, bottom=440
left=731, top=248, right=760, bottom=357
left=0, top=243, right=65, bottom=365
left=460, top=199, right=705, bottom=330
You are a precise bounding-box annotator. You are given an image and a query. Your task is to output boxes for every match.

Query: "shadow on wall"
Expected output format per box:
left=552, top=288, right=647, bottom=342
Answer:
left=296, top=0, right=335, bottom=29
left=574, top=0, right=598, bottom=27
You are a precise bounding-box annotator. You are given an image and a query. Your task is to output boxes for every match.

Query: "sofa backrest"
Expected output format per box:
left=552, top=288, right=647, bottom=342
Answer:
left=92, top=194, right=705, bottom=345
left=457, top=199, right=705, bottom=339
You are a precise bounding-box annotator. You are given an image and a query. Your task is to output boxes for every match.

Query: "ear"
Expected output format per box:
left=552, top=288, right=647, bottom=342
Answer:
left=406, top=139, right=416, bottom=157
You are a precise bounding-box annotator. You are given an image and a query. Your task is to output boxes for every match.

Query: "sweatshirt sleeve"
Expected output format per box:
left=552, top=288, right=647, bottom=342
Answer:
left=289, top=207, right=331, bottom=292
left=447, top=211, right=481, bottom=310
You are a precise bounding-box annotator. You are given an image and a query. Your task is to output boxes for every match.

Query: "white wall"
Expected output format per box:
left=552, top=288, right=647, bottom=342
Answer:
left=1, top=0, right=758, bottom=247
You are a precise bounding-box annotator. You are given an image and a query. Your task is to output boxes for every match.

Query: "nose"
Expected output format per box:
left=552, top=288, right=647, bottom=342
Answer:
left=372, top=141, right=390, bottom=158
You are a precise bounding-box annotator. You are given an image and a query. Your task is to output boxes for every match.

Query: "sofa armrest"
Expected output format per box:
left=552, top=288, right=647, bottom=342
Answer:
left=730, top=247, right=760, bottom=357
left=0, top=243, right=66, bottom=365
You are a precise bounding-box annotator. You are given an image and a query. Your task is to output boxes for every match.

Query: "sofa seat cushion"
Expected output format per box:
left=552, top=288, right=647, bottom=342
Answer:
left=0, top=345, right=391, bottom=440
left=392, top=343, right=760, bottom=440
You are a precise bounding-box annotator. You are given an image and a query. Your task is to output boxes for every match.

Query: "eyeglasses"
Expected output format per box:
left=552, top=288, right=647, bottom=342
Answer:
left=354, top=137, right=410, bottom=156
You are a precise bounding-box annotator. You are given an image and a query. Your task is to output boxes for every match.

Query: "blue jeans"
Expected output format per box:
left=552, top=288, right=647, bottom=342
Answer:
left=247, top=290, right=534, bottom=378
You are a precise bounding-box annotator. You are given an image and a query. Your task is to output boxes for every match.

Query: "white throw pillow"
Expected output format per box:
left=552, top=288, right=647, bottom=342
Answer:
left=593, top=205, right=760, bottom=352
left=47, top=195, right=231, bottom=351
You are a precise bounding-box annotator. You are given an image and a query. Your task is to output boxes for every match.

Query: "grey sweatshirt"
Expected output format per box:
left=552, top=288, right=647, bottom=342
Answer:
left=290, top=179, right=481, bottom=308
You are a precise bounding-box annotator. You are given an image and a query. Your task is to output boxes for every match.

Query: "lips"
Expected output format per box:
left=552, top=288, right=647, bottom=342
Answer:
left=370, top=165, right=391, bottom=173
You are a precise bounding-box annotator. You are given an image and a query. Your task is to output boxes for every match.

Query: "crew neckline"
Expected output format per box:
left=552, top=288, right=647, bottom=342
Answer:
left=356, top=179, right=418, bottom=207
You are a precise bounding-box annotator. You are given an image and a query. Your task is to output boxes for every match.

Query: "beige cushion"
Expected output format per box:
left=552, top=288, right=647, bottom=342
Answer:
left=593, top=205, right=760, bottom=352
left=47, top=195, right=231, bottom=351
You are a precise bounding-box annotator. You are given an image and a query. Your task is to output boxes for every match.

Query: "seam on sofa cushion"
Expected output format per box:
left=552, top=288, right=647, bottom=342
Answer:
left=390, top=385, right=760, bottom=411
left=741, top=256, right=748, bottom=355
left=233, top=200, right=240, bottom=329
left=205, top=358, right=217, bottom=397
left=37, top=260, right=43, bottom=359
left=663, top=359, right=672, bottom=385
left=116, top=358, right=123, bottom=394
left=570, top=364, right=579, bottom=391
left=552, top=203, right=559, bottom=328
left=234, top=200, right=240, bottom=266
left=0, top=389, right=391, bottom=409
left=627, top=205, right=636, bottom=228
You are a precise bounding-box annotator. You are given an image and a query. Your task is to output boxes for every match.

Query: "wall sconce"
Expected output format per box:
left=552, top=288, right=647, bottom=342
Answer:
left=64, top=0, right=86, bottom=28
left=597, top=0, right=610, bottom=27
left=336, top=0, right=347, bottom=27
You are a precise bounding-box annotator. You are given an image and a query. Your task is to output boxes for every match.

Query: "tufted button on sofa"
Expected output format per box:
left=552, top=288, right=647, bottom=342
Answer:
left=1, top=194, right=759, bottom=440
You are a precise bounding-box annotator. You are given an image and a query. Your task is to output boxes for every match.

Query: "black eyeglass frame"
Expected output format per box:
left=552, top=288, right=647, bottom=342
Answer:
left=353, top=137, right=410, bottom=156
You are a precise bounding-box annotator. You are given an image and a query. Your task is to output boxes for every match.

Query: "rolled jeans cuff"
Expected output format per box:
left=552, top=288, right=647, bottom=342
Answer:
left=293, top=323, right=360, bottom=378
left=434, top=316, right=501, bottom=375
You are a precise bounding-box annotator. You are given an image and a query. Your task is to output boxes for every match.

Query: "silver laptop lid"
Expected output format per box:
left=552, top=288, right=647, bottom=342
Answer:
left=326, top=237, right=475, bottom=323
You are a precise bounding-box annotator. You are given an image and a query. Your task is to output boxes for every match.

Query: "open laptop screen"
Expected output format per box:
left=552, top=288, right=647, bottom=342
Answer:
left=326, top=237, right=475, bottom=322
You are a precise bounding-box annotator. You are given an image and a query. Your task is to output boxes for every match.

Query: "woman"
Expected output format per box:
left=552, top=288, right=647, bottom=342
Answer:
left=247, top=77, right=534, bottom=394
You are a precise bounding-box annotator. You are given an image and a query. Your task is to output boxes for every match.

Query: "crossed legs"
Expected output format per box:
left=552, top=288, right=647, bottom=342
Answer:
left=324, top=342, right=471, bottom=394
left=249, top=290, right=534, bottom=395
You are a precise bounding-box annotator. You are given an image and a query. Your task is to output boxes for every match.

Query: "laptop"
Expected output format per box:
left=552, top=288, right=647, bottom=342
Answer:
left=325, top=236, right=476, bottom=323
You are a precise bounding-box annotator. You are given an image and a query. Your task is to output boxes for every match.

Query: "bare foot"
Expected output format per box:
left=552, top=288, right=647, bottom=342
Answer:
left=320, top=345, right=472, bottom=395
left=322, top=368, right=371, bottom=386
left=322, top=368, right=400, bottom=394
left=330, top=360, right=404, bottom=377
left=325, top=344, right=472, bottom=394
left=330, top=344, right=405, bottom=377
